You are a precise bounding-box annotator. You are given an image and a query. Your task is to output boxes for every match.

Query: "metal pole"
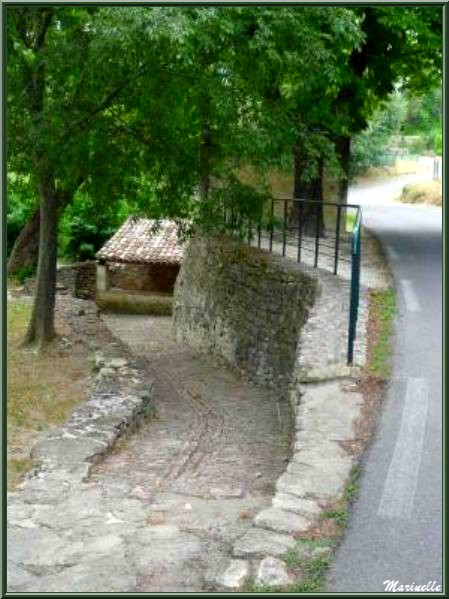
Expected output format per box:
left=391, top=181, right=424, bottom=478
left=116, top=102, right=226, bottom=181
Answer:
left=314, top=202, right=320, bottom=268
left=282, top=199, right=287, bottom=257
left=269, top=199, right=274, bottom=253
left=334, top=204, right=341, bottom=275
left=297, top=201, right=303, bottom=263
left=347, top=214, right=361, bottom=365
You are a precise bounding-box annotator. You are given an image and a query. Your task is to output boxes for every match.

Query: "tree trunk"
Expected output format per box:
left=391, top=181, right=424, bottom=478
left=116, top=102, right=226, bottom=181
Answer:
left=292, top=146, right=324, bottom=237
left=335, top=135, right=351, bottom=204
left=7, top=187, right=74, bottom=276
left=7, top=209, right=40, bottom=275
left=335, top=135, right=351, bottom=234
left=24, top=178, right=59, bottom=347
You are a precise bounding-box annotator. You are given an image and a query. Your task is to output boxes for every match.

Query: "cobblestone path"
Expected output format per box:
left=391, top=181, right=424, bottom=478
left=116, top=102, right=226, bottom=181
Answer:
left=82, top=315, right=292, bottom=592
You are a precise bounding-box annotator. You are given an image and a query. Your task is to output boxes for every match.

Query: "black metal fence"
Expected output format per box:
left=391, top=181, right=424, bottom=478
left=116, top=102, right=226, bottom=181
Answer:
left=223, top=197, right=362, bottom=365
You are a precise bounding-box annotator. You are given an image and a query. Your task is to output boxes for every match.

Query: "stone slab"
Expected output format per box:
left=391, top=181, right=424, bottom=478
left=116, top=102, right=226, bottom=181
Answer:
left=233, top=528, right=295, bottom=558
left=215, top=560, right=249, bottom=589
left=272, top=494, right=321, bottom=518
left=256, top=556, right=293, bottom=588
left=254, top=507, right=311, bottom=535
left=276, top=467, right=347, bottom=500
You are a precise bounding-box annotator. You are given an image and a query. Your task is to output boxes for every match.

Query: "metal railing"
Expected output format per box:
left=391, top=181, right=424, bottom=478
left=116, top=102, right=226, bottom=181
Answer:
left=223, top=197, right=362, bottom=365
left=347, top=205, right=362, bottom=365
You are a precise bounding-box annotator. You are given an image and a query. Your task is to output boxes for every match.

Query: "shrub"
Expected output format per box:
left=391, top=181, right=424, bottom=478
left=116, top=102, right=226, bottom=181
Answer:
left=59, top=191, right=125, bottom=261
left=13, top=264, right=37, bottom=284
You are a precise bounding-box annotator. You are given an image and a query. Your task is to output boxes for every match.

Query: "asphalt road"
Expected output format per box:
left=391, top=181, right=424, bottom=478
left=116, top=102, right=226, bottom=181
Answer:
left=326, top=174, right=443, bottom=592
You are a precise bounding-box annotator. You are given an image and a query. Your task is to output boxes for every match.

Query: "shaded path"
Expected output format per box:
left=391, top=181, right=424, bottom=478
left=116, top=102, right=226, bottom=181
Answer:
left=87, top=315, right=293, bottom=591
left=8, top=314, right=292, bottom=592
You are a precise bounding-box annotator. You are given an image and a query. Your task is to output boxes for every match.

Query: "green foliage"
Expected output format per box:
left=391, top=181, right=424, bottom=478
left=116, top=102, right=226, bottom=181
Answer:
left=344, top=464, right=362, bottom=503
left=403, top=87, right=442, bottom=154
left=284, top=538, right=333, bottom=569
left=284, top=546, right=332, bottom=593
left=351, top=85, right=441, bottom=174
left=291, top=554, right=331, bottom=592
left=7, top=6, right=187, bottom=215
left=12, top=264, right=37, bottom=284
left=351, top=92, right=408, bottom=175
left=59, top=191, right=127, bottom=261
left=6, top=172, right=37, bottom=256
left=196, top=177, right=270, bottom=239
left=433, top=130, right=442, bottom=155
left=369, top=287, right=396, bottom=379
left=335, top=6, right=442, bottom=135
left=7, top=6, right=442, bottom=253
left=321, top=507, right=349, bottom=529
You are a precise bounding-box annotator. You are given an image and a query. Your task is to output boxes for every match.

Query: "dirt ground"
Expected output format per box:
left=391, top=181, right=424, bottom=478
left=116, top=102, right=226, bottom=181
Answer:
left=6, top=286, right=110, bottom=489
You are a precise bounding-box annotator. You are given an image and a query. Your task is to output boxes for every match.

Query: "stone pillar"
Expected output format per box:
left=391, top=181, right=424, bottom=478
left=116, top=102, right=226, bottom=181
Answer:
left=96, top=262, right=110, bottom=292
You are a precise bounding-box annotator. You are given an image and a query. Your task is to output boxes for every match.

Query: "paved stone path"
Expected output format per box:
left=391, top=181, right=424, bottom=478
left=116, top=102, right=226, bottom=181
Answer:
left=9, top=315, right=292, bottom=592
left=94, top=315, right=293, bottom=591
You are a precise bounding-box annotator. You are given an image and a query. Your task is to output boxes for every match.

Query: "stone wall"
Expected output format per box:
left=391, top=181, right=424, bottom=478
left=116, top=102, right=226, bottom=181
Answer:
left=109, top=262, right=180, bottom=294
left=174, top=235, right=318, bottom=396
left=57, top=261, right=96, bottom=299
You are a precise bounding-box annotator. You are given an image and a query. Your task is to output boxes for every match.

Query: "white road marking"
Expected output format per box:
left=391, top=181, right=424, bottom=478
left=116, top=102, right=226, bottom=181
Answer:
left=400, top=279, right=421, bottom=312
left=377, top=378, right=429, bottom=519
left=386, top=245, right=399, bottom=261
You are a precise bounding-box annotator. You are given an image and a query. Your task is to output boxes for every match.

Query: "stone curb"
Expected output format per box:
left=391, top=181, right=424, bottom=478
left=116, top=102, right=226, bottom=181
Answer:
left=298, top=363, right=353, bottom=383
left=212, top=377, right=363, bottom=590
left=15, top=353, right=154, bottom=496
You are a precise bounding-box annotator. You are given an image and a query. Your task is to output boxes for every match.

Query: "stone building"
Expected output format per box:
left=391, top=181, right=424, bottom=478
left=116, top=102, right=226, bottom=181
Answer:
left=95, top=218, right=184, bottom=313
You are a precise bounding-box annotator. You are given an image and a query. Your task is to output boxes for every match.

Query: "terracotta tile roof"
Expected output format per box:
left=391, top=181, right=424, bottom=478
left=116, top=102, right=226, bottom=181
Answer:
left=96, top=218, right=184, bottom=265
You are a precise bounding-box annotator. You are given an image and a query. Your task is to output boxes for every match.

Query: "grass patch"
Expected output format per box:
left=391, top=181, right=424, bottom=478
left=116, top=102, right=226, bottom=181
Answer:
left=320, top=506, right=349, bottom=529
left=8, top=457, right=34, bottom=475
left=284, top=538, right=334, bottom=569
left=286, top=554, right=331, bottom=593
left=284, top=539, right=334, bottom=593
left=319, top=465, right=362, bottom=533
left=96, top=289, right=173, bottom=315
left=368, top=287, right=396, bottom=380
left=345, top=211, right=356, bottom=233
left=240, top=579, right=272, bottom=593
left=7, top=298, right=91, bottom=489
left=344, top=464, right=361, bottom=503
left=241, top=540, right=334, bottom=593
left=398, top=181, right=442, bottom=206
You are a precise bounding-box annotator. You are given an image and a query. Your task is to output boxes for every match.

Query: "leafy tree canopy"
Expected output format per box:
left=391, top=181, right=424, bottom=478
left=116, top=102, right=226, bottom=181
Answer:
left=6, top=5, right=442, bottom=345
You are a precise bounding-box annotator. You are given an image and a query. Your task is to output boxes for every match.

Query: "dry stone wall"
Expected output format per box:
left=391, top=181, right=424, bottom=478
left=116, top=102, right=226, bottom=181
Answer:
left=174, top=235, right=318, bottom=397
left=56, top=261, right=96, bottom=299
